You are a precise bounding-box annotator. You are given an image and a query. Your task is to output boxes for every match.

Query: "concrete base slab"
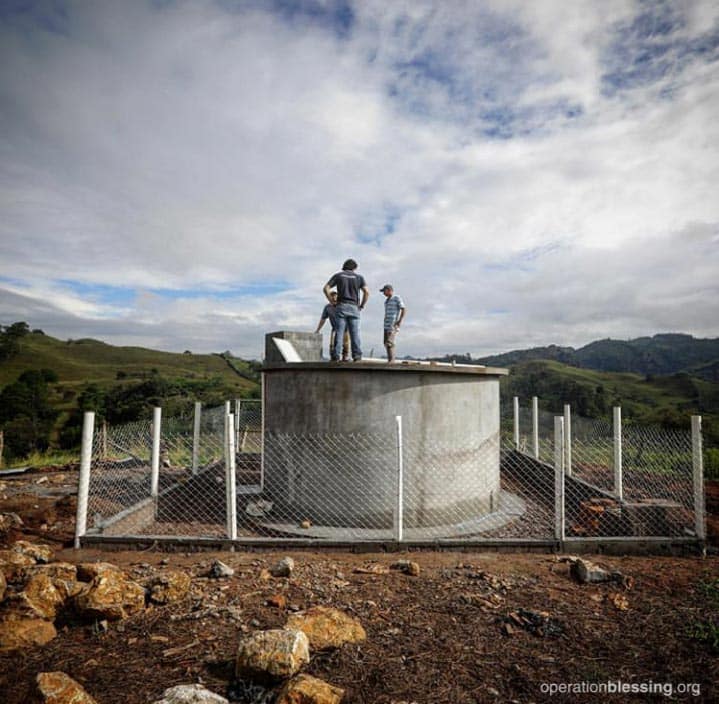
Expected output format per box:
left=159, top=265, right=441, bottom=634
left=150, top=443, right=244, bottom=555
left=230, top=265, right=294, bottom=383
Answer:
left=258, top=490, right=526, bottom=541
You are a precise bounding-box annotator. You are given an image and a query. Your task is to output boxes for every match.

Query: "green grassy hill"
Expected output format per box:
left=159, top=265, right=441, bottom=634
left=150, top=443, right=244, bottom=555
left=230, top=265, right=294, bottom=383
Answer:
left=0, top=330, right=258, bottom=402
left=0, top=328, right=260, bottom=462
left=503, top=359, right=719, bottom=448
left=475, top=333, right=719, bottom=377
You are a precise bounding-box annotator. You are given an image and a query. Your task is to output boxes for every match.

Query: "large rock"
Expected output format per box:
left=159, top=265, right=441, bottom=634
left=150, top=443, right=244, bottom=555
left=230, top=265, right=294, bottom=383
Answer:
left=22, top=563, right=82, bottom=600
left=270, top=557, right=295, bottom=578
left=276, top=674, right=345, bottom=704
left=36, top=671, right=98, bottom=704
left=285, top=607, right=366, bottom=650
left=0, top=512, right=23, bottom=538
left=148, top=571, right=192, bottom=605
left=6, top=573, right=64, bottom=620
left=76, top=562, right=123, bottom=582
left=0, top=550, right=36, bottom=583
left=0, top=618, right=57, bottom=651
left=570, top=558, right=621, bottom=584
left=236, top=629, right=310, bottom=680
left=13, top=540, right=54, bottom=564
left=152, top=684, right=229, bottom=703
left=74, top=570, right=146, bottom=621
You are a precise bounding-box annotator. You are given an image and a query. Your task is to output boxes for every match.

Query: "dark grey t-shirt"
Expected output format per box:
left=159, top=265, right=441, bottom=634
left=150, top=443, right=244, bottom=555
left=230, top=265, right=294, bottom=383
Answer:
left=327, top=270, right=366, bottom=306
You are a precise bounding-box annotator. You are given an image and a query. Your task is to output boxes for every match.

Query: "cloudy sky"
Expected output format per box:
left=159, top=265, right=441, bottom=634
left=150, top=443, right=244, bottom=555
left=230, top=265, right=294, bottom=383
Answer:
left=1, top=0, right=718, bottom=359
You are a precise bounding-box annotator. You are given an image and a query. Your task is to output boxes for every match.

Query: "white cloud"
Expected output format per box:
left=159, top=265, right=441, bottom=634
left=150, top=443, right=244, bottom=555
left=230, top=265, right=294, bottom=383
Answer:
left=0, top=0, right=718, bottom=359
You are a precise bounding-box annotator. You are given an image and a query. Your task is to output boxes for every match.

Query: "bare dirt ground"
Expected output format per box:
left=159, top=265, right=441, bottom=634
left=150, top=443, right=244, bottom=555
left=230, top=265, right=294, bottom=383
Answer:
left=1, top=466, right=718, bottom=703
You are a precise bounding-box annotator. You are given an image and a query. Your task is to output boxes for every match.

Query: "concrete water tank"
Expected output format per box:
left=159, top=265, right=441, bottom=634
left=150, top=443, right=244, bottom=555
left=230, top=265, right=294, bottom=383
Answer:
left=261, top=334, right=508, bottom=533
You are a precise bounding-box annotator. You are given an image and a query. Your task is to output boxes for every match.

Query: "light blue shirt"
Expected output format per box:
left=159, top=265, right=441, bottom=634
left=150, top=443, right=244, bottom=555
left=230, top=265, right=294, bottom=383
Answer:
left=383, top=294, right=405, bottom=330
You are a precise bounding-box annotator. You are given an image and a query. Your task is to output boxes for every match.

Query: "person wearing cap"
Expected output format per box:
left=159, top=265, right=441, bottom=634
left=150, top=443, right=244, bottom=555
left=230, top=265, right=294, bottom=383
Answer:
left=323, top=258, right=369, bottom=361
left=314, top=291, right=350, bottom=361
left=380, top=284, right=406, bottom=363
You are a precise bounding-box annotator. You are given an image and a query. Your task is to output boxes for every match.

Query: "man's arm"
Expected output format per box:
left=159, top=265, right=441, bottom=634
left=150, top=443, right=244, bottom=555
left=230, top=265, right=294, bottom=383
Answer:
left=315, top=317, right=327, bottom=333
left=395, top=305, right=406, bottom=328
left=323, top=283, right=334, bottom=303
left=359, top=285, right=369, bottom=310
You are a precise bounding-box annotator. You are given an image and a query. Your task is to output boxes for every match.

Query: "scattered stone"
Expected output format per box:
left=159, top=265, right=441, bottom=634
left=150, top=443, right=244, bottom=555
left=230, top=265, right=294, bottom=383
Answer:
left=245, top=499, right=274, bottom=517
left=609, top=592, right=629, bottom=611
left=235, top=628, right=310, bottom=680
left=300, top=519, right=312, bottom=529
left=391, top=560, right=421, bottom=577
left=74, top=571, right=146, bottom=621
left=258, top=568, right=272, bottom=581
left=285, top=606, right=367, bottom=650
left=153, top=684, right=229, bottom=704
left=36, top=671, right=98, bottom=703
left=569, top=557, right=629, bottom=587
left=0, top=618, right=57, bottom=651
left=148, top=571, right=192, bottom=605
left=160, top=558, right=170, bottom=566
left=13, top=540, right=54, bottom=564
left=270, top=557, right=295, bottom=578
left=209, top=560, right=235, bottom=579
left=275, top=673, right=345, bottom=704
left=353, top=563, right=389, bottom=575
left=266, top=594, right=287, bottom=609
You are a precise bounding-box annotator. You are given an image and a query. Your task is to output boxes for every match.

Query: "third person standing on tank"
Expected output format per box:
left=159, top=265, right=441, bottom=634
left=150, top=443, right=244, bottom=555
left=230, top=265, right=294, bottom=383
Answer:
left=380, top=284, right=406, bottom=363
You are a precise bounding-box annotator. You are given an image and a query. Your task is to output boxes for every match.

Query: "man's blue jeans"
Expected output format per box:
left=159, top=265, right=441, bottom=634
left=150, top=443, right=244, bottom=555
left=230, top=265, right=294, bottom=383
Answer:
left=334, top=303, right=362, bottom=360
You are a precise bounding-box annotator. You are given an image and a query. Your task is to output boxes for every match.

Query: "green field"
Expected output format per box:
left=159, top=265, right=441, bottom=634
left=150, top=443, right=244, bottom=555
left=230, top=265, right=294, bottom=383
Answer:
left=503, top=358, right=719, bottom=446
left=0, top=328, right=261, bottom=463
left=0, top=331, right=258, bottom=409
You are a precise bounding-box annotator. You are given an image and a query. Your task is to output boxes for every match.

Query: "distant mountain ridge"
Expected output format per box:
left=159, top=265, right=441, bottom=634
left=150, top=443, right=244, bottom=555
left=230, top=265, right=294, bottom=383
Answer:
left=472, top=333, right=719, bottom=379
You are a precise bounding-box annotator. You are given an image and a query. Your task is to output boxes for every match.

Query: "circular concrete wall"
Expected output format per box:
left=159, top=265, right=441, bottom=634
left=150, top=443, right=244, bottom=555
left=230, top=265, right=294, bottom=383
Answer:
left=262, top=361, right=507, bottom=529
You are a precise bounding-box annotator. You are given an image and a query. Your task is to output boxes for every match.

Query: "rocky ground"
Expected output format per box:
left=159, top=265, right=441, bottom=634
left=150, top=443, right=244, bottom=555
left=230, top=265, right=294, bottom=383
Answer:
left=1, top=465, right=718, bottom=703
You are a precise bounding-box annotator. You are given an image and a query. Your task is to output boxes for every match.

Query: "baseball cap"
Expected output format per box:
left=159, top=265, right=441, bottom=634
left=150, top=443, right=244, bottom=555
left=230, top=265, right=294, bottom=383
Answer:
left=379, top=284, right=393, bottom=292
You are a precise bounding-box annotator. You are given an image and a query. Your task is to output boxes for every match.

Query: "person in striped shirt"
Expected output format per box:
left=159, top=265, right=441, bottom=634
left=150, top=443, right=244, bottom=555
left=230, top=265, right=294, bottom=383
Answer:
left=379, top=284, right=406, bottom=363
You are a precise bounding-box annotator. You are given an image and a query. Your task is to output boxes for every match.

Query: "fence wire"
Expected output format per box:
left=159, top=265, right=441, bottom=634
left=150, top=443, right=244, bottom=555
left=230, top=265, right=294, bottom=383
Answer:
left=80, top=400, right=704, bottom=544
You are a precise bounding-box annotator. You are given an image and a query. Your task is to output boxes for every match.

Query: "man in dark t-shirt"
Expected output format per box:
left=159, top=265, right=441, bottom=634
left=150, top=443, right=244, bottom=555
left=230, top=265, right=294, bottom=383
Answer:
left=323, top=258, right=369, bottom=361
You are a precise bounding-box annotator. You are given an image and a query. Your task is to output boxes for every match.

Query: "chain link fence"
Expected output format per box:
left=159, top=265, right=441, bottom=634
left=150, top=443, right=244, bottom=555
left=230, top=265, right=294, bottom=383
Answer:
left=76, top=397, right=706, bottom=547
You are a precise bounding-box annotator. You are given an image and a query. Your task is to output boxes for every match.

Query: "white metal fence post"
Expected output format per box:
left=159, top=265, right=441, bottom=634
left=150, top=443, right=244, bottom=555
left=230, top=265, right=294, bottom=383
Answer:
left=151, top=407, right=162, bottom=498
left=692, top=415, right=706, bottom=540
left=226, top=412, right=238, bottom=540
left=563, top=404, right=572, bottom=477
left=513, top=396, right=520, bottom=450
left=101, top=420, right=108, bottom=460
left=532, top=396, right=539, bottom=460
left=554, top=416, right=565, bottom=542
left=395, top=415, right=404, bottom=542
left=74, top=411, right=95, bottom=549
left=234, top=398, right=242, bottom=449
left=260, top=375, right=266, bottom=491
left=613, top=406, right=623, bottom=501
left=192, top=401, right=202, bottom=476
